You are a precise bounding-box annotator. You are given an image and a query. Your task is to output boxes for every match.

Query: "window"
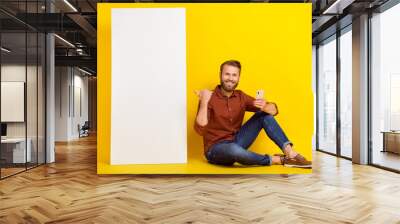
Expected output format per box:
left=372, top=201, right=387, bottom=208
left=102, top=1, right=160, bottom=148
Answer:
left=339, top=28, right=352, bottom=158
left=371, top=2, right=400, bottom=171
left=318, top=36, right=337, bottom=154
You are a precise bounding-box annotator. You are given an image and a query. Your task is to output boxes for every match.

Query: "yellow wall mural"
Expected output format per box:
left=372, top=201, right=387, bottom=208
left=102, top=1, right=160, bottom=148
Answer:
left=98, top=3, right=313, bottom=174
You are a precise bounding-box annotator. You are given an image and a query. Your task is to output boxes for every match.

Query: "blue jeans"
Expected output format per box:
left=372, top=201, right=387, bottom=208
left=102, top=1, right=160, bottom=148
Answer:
left=206, top=111, right=292, bottom=166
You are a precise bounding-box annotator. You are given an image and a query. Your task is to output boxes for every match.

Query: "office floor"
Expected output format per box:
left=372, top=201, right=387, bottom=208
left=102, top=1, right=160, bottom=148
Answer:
left=372, top=150, right=400, bottom=171
left=1, top=163, right=45, bottom=179
left=0, top=167, right=25, bottom=177
left=0, top=135, right=400, bottom=223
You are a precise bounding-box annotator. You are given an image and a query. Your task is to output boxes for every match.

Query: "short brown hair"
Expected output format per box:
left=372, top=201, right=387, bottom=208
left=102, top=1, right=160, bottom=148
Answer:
left=220, top=60, right=241, bottom=74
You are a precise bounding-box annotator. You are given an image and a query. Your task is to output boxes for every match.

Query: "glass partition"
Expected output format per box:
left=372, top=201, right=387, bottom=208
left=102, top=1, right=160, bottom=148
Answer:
left=38, top=32, right=45, bottom=165
left=27, top=30, right=38, bottom=169
left=0, top=1, right=46, bottom=179
left=371, top=3, right=400, bottom=171
left=1, top=30, right=28, bottom=177
left=317, top=35, right=337, bottom=154
left=339, top=28, right=352, bottom=158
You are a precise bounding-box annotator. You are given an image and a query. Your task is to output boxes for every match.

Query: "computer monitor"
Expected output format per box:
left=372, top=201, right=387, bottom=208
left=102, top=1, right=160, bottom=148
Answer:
left=1, top=123, right=7, bottom=137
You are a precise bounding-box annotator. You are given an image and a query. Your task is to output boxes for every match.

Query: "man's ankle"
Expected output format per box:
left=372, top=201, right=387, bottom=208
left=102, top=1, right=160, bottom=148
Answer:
left=284, top=148, right=298, bottom=159
left=271, top=156, right=283, bottom=165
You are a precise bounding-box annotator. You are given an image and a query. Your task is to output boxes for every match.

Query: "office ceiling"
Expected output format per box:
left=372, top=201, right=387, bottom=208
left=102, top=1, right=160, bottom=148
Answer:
left=0, top=0, right=393, bottom=74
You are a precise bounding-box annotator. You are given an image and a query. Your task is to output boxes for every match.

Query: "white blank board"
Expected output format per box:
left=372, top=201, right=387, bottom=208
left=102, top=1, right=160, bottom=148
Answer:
left=111, top=8, right=187, bottom=165
left=1, top=82, right=25, bottom=122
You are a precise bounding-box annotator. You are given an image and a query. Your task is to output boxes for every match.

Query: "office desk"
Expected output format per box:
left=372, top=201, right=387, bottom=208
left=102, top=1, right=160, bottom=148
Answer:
left=382, top=131, right=400, bottom=154
left=1, top=138, right=32, bottom=163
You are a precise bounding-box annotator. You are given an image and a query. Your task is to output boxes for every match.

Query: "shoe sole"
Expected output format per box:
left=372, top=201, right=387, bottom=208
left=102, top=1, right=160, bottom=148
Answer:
left=284, top=164, right=312, bottom=168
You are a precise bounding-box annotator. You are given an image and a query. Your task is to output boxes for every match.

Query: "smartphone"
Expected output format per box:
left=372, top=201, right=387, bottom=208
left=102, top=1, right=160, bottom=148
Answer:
left=256, top=89, right=264, bottom=99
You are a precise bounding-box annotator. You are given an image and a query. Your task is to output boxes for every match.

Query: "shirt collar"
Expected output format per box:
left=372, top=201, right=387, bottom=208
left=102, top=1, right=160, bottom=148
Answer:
left=214, top=85, right=237, bottom=98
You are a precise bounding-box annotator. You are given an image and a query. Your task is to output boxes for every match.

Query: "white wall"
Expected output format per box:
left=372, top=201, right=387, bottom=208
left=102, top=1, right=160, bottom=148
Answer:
left=55, top=66, right=69, bottom=141
left=110, top=8, right=187, bottom=165
left=71, top=73, right=89, bottom=138
left=1, top=82, right=25, bottom=122
left=55, top=67, right=89, bottom=141
left=1, top=65, right=38, bottom=138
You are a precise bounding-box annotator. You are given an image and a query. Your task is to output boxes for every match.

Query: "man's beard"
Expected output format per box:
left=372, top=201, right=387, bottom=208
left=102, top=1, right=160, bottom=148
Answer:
left=220, top=80, right=238, bottom=92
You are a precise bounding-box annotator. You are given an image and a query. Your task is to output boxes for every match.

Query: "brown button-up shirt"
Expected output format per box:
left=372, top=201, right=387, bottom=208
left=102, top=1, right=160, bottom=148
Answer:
left=194, top=85, right=277, bottom=155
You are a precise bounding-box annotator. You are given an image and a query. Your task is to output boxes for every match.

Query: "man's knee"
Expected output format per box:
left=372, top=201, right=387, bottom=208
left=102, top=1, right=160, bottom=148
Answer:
left=227, top=143, right=246, bottom=157
left=254, top=111, right=272, bottom=122
left=262, top=114, right=275, bottom=124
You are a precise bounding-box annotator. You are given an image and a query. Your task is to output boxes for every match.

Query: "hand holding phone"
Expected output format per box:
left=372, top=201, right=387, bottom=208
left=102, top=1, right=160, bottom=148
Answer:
left=256, top=89, right=264, bottom=100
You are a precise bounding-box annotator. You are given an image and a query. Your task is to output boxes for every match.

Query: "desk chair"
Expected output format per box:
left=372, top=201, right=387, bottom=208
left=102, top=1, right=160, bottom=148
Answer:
left=79, top=121, right=90, bottom=138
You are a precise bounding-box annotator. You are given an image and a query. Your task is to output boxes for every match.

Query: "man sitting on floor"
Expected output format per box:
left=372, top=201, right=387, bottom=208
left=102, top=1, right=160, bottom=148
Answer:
left=194, top=60, right=311, bottom=168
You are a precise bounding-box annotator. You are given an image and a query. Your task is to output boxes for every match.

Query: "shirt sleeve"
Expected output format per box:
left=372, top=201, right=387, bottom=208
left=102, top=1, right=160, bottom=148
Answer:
left=194, top=121, right=205, bottom=136
left=243, top=92, right=261, bottom=112
left=193, top=101, right=210, bottom=136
